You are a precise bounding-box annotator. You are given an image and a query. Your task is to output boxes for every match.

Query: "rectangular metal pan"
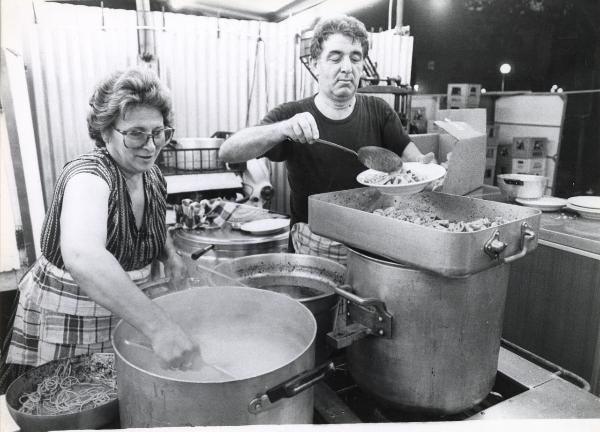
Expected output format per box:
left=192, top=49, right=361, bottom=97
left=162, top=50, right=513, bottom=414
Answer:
left=308, top=188, right=541, bottom=277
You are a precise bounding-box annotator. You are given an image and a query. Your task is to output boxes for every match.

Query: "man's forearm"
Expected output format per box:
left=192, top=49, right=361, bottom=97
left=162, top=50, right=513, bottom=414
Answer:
left=219, top=123, right=286, bottom=162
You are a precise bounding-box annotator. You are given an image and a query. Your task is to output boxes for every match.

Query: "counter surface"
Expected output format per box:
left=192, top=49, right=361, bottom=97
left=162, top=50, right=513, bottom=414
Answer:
left=467, top=186, right=600, bottom=257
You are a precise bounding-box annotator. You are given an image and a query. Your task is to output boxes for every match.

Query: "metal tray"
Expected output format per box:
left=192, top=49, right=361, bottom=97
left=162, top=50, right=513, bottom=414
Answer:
left=308, top=188, right=541, bottom=277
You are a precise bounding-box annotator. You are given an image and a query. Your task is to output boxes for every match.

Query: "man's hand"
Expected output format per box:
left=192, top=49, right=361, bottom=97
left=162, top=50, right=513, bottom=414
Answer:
left=281, top=112, right=319, bottom=144
left=416, top=152, right=437, bottom=164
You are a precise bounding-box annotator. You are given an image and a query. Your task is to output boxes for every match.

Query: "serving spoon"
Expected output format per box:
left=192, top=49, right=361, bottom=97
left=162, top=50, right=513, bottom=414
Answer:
left=313, top=139, right=403, bottom=174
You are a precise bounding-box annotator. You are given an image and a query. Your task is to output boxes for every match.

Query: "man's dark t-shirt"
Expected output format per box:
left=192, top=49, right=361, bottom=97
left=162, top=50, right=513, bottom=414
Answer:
left=261, top=94, right=411, bottom=226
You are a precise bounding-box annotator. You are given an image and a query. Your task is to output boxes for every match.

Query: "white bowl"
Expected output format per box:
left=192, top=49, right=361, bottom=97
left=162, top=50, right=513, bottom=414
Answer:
left=356, top=163, right=447, bottom=196
left=497, top=174, right=547, bottom=201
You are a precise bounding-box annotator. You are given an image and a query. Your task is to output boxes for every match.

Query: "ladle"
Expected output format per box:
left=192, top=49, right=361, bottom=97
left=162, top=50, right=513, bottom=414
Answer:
left=314, top=139, right=403, bottom=173
left=122, top=339, right=235, bottom=379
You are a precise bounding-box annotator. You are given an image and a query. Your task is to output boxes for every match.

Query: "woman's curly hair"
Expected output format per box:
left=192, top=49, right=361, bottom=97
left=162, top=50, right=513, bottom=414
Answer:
left=87, top=67, right=174, bottom=147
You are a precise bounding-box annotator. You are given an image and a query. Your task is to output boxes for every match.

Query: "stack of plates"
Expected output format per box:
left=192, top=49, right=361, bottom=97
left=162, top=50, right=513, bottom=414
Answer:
left=566, top=196, right=600, bottom=220
left=515, top=196, right=567, bottom=212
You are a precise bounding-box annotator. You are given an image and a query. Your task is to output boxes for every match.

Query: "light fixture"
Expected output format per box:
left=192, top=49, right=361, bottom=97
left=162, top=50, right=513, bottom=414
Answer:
left=413, top=84, right=420, bottom=92
left=499, top=63, right=512, bottom=91
left=481, top=88, right=487, bottom=94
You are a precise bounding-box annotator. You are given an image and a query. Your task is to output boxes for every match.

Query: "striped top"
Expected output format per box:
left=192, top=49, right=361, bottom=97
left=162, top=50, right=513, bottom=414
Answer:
left=40, top=147, right=167, bottom=271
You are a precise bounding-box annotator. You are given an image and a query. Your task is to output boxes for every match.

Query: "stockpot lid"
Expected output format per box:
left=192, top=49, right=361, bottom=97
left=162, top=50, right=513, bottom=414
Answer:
left=172, top=224, right=289, bottom=249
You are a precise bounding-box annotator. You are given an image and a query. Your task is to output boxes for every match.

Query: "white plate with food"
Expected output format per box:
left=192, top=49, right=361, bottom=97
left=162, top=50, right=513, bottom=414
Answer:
left=240, top=218, right=290, bottom=235
left=356, top=163, right=446, bottom=195
left=515, top=196, right=567, bottom=212
left=566, top=203, right=600, bottom=220
left=567, top=196, right=600, bottom=210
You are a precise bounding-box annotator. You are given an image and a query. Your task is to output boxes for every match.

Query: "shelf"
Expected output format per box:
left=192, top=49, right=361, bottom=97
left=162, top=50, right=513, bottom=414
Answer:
left=165, top=172, right=242, bottom=194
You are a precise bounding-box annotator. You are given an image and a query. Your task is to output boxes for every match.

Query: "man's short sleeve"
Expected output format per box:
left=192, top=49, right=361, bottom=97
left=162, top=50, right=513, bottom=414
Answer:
left=259, top=104, right=294, bottom=161
left=380, top=101, right=411, bottom=156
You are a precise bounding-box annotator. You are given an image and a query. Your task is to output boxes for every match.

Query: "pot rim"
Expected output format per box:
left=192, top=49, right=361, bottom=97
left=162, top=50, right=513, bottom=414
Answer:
left=211, top=253, right=346, bottom=303
left=112, top=286, right=317, bottom=384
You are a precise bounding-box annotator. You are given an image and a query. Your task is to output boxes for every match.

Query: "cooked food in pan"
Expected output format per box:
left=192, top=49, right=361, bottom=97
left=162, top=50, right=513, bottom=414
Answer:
left=18, top=354, right=117, bottom=415
left=372, top=206, right=510, bottom=232
left=361, top=169, right=422, bottom=186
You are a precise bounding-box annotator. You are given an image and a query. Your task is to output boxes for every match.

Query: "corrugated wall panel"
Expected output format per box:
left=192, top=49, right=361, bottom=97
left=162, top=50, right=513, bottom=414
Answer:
left=22, top=4, right=412, bottom=214
left=24, top=3, right=138, bottom=204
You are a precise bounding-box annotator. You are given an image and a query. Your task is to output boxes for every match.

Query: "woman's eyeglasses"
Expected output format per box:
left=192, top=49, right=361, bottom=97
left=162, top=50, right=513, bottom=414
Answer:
left=113, top=127, right=174, bottom=149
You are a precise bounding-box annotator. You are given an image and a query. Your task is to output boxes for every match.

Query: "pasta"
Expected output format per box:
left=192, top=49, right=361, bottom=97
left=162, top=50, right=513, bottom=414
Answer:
left=372, top=206, right=510, bottom=232
left=362, top=169, right=421, bottom=186
left=18, top=354, right=117, bottom=416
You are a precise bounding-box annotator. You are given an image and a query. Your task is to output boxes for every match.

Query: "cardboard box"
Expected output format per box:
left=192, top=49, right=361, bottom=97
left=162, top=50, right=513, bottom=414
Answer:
left=447, top=83, right=481, bottom=109
left=411, top=120, right=486, bottom=196
left=512, top=157, right=546, bottom=174
left=512, top=137, right=547, bottom=158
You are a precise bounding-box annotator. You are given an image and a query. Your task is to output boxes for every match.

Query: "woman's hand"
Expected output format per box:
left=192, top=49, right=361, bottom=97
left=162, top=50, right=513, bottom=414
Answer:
left=151, top=322, right=199, bottom=370
left=163, top=252, right=188, bottom=281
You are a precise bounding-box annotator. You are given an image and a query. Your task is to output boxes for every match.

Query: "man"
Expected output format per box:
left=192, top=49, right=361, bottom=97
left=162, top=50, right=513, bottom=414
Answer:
left=219, top=15, right=434, bottom=262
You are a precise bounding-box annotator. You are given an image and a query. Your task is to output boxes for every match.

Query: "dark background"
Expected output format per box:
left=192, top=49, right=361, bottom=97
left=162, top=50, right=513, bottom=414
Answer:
left=49, top=0, right=600, bottom=195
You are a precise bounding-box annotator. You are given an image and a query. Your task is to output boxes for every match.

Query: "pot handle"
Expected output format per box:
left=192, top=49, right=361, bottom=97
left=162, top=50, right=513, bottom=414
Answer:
left=191, top=244, right=215, bottom=260
left=502, top=222, right=536, bottom=264
left=248, top=361, right=335, bottom=414
left=484, top=222, right=536, bottom=263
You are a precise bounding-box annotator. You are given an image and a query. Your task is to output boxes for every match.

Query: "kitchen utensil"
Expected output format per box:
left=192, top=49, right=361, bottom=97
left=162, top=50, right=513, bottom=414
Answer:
left=313, top=139, right=403, bottom=174
left=121, top=339, right=235, bottom=379
left=190, top=244, right=215, bottom=260
left=170, top=221, right=288, bottom=281
left=567, top=196, right=600, bottom=210
left=515, top=196, right=567, bottom=212
left=356, top=163, right=446, bottom=196
left=330, top=248, right=510, bottom=415
left=5, top=354, right=118, bottom=432
left=212, top=253, right=345, bottom=363
left=239, top=218, right=290, bottom=235
left=194, top=261, right=251, bottom=287
left=314, top=138, right=358, bottom=156
left=497, top=174, right=547, bottom=201
left=113, top=287, right=333, bottom=427
left=308, top=188, right=540, bottom=277
left=356, top=145, right=404, bottom=173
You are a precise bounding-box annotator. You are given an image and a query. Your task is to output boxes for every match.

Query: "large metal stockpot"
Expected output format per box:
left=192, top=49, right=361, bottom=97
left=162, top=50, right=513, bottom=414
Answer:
left=171, top=225, right=289, bottom=283
left=330, top=248, right=511, bottom=415
left=211, top=253, right=345, bottom=362
left=112, top=287, right=333, bottom=427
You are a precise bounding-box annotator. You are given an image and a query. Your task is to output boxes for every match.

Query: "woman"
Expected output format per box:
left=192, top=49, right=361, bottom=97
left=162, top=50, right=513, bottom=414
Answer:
left=3, top=67, right=197, bottom=379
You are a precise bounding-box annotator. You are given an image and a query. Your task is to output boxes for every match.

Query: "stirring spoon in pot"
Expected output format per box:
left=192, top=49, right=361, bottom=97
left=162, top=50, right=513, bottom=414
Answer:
left=122, top=339, right=235, bottom=379
left=195, top=262, right=252, bottom=288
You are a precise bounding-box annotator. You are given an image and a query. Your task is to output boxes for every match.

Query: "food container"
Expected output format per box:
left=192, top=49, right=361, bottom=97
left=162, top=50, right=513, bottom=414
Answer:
left=113, top=287, right=334, bottom=427
left=5, top=354, right=118, bottom=432
left=308, top=188, right=541, bottom=277
left=211, top=253, right=345, bottom=362
left=497, top=173, right=547, bottom=201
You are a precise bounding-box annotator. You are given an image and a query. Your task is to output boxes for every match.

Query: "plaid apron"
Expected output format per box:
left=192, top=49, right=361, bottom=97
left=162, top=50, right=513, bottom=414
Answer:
left=6, top=255, right=151, bottom=367
left=291, top=222, right=348, bottom=265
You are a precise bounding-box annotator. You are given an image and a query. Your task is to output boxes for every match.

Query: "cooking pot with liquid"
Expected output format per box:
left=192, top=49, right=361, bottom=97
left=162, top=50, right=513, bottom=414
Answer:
left=113, top=287, right=333, bottom=427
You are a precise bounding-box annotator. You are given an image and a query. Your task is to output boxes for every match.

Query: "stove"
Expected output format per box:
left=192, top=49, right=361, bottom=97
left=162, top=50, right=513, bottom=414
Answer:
left=313, top=340, right=600, bottom=423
